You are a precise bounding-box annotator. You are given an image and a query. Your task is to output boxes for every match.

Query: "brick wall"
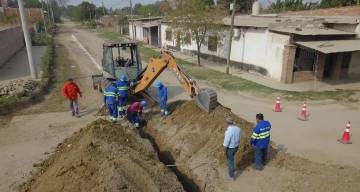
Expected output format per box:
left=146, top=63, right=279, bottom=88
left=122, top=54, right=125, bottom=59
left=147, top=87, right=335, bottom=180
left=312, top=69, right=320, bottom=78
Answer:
left=3, top=8, right=42, bottom=23
left=281, top=6, right=360, bottom=17
left=0, top=25, right=25, bottom=67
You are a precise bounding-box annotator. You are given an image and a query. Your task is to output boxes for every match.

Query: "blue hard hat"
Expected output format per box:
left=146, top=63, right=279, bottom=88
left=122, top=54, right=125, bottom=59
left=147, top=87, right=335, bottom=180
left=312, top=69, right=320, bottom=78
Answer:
left=140, top=100, right=148, bottom=108
left=120, top=74, right=127, bottom=81
left=154, top=81, right=163, bottom=88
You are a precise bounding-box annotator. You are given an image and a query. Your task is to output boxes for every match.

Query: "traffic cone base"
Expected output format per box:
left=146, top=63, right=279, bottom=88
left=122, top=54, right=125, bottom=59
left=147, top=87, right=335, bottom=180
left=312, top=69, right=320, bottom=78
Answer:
left=274, top=96, right=282, bottom=112
left=338, top=139, right=352, bottom=144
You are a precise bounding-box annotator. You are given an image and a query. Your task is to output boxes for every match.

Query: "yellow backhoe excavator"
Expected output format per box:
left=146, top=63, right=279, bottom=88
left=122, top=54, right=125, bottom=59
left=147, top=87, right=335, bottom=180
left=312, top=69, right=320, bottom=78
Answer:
left=92, top=42, right=218, bottom=112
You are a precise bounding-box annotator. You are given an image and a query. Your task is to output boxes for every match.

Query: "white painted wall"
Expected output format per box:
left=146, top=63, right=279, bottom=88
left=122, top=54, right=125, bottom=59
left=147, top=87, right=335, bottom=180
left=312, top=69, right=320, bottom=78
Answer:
left=128, top=23, right=144, bottom=41
left=160, top=23, right=290, bottom=81
left=349, top=51, right=360, bottom=77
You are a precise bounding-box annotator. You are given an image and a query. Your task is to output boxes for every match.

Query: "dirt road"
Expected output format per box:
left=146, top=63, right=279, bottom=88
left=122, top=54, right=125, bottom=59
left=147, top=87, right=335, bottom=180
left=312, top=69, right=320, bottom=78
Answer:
left=0, top=23, right=102, bottom=191
left=71, top=22, right=360, bottom=168
left=1, top=21, right=360, bottom=191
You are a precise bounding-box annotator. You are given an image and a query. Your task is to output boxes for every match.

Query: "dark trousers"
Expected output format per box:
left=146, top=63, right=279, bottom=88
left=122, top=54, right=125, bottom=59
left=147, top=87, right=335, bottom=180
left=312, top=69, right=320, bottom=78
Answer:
left=226, top=147, right=238, bottom=178
left=255, top=147, right=268, bottom=169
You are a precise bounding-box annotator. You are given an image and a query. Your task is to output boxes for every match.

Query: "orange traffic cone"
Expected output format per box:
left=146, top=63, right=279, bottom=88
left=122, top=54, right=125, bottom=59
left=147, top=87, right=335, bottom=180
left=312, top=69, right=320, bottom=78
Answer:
left=274, top=96, right=281, bottom=112
left=298, top=102, right=308, bottom=121
left=338, top=122, right=352, bottom=144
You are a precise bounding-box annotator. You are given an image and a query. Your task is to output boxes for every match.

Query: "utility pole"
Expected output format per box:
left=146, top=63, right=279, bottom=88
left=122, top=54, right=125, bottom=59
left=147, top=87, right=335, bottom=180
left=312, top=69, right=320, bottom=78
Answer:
left=225, top=0, right=236, bottom=74
left=18, top=0, right=38, bottom=79
left=130, top=0, right=135, bottom=40
left=41, top=0, right=47, bottom=33
left=49, top=0, right=55, bottom=24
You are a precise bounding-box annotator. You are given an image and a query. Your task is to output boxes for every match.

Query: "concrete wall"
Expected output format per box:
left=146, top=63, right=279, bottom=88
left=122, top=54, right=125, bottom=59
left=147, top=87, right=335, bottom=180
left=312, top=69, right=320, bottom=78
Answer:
left=349, top=51, right=360, bottom=77
left=0, top=25, right=24, bottom=67
left=161, top=24, right=290, bottom=81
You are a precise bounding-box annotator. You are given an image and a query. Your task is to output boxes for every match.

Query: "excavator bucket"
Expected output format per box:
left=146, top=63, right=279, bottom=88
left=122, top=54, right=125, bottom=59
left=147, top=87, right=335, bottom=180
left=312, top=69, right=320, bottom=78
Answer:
left=195, top=88, right=218, bottom=112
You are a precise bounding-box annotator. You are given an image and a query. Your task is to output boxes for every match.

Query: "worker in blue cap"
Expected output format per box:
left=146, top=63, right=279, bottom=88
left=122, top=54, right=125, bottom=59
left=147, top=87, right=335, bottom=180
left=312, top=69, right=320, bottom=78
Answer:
left=104, top=79, right=119, bottom=123
left=117, top=74, right=130, bottom=118
left=154, top=81, right=169, bottom=116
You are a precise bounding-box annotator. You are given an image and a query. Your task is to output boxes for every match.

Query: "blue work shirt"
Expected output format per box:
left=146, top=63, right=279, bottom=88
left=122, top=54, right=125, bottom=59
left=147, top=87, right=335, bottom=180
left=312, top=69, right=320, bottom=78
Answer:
left=117, top=80, right=129, bottom=97
left=223, top=125, right=241, bottom=149
left=158, top=85, right=168, bottom=102
left=250, top=120, right=271, bottom=149
left=104, top=84, right=118, bottom=105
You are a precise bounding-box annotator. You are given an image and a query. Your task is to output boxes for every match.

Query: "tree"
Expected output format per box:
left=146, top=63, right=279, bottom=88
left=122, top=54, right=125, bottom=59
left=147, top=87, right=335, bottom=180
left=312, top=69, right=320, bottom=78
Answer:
left=169, top=0, right=225, bottom=66
left=319, top=0, right=356, bottom=8
left=217, top=0, right=254, bottom=14
left=268, top=0, right=311, bottom=13
left=7, top=0, right=42, bottom=8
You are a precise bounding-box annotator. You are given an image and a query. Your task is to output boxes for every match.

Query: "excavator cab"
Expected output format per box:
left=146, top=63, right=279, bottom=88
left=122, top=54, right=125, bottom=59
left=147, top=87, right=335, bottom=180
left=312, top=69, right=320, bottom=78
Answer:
left=101, top=42, right=142, bottom=81
left=92, top=42, right=218, bottom=112
left=92, top=42, right=142, bottom=91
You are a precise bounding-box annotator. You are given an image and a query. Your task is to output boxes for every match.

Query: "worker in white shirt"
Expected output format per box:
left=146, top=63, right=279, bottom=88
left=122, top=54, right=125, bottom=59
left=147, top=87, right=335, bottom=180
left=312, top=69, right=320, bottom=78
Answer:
left=223, top=117, right=241, bottom=181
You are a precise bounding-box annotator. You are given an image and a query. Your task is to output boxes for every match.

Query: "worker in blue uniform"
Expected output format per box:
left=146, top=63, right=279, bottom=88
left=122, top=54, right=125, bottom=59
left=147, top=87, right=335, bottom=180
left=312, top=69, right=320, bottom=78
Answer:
left=104, top=80, right=119, bottom=123
left=250, top=113, right=271, bottom=170
left=154, top=81, right=168, bottom=116
left=117, top=74, right=130, bottom=118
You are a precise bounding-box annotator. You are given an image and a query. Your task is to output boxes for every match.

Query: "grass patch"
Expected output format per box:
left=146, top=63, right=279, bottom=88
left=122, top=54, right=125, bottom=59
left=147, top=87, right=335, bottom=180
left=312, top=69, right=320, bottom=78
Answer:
left=95, top=28, right=356, bottom=102
left=0, top=34, right=55, bottom=114
left=99, top=31, right=126, bottom=42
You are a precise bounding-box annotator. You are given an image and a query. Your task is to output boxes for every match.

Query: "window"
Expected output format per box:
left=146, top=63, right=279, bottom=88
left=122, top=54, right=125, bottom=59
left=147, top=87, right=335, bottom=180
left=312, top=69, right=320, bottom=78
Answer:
left=208, top=35, right=218, bottom=52
left=166, top=30, right=172, bottom=41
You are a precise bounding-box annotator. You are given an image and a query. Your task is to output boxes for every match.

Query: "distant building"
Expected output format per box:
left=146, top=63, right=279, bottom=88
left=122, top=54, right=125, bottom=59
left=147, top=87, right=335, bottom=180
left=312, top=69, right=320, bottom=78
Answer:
left=161, top=6, right=360, bottom=84
left=128, top=17, right=163, bottom=47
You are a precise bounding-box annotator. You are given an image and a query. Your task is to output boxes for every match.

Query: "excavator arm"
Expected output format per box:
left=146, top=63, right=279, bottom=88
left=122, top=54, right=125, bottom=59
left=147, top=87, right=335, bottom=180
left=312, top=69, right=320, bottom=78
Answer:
left=132, top=51, right=218, bottom=112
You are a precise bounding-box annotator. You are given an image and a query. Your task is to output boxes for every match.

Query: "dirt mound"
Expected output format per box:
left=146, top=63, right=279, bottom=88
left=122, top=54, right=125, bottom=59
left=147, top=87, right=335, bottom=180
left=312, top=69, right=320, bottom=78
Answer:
left=20, top=119, right=185, bottom=192
left=145, top=100, right=256, bottom=191
left=144, top=101, right=360, bottom=192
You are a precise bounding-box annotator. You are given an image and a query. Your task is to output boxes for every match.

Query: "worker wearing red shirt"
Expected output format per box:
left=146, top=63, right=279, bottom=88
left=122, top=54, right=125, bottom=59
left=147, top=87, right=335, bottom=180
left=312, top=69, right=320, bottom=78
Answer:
left=62, top=78, right=82, bottom=117
left=126, top=100, right=147, bottom=128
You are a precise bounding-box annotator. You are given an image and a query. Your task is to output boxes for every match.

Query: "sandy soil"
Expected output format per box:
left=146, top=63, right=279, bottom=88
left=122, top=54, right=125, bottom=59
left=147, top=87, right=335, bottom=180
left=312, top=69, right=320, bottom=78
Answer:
left=144, top=101, right=360, bottom=192
left=0, top=23, right=103, bottom=191
left=19, top=119, right=185, bottom=192
left=70, top=22, right=360, bottom=168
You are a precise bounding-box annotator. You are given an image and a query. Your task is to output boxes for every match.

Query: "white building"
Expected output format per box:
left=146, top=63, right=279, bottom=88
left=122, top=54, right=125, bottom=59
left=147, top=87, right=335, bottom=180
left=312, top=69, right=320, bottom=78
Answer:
left=129, top=17, right=163, bottom=47
left=161, top=14, right=360, bottom=83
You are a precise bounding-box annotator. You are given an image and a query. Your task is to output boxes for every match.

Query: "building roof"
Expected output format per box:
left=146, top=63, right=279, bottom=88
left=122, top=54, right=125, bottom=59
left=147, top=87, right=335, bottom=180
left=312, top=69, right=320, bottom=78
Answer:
left=223, top=15, right=360, bottom=28
left=281, top=6, right=360, bottom=17
left=223, top=15, right=280, bottom=28
left=270, top=27, right=356, bottom=36
left=295, top=40, right=360, bottom=54
left=128, top=17, right=163, bottom=22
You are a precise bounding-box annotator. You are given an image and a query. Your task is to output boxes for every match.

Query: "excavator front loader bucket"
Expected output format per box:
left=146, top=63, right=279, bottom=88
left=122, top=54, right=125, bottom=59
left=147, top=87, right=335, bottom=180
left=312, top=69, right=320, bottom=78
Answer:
left=195, top=88, right=218, bottom=112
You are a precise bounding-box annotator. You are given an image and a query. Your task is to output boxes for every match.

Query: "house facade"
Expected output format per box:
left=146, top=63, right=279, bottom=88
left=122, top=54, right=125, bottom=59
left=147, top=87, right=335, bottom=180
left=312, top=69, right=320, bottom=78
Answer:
left=129, top=17, right=163, bottom=47
left=129, top=7, right=360, bottom=84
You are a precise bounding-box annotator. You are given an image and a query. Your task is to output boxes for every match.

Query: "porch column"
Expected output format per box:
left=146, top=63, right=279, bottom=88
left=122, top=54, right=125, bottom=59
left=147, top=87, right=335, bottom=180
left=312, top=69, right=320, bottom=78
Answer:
left=332, top=52, right=343, bottom=80
left=281, top=44, right=296, bottom=84
left=315, top=52, right=326, bottom=81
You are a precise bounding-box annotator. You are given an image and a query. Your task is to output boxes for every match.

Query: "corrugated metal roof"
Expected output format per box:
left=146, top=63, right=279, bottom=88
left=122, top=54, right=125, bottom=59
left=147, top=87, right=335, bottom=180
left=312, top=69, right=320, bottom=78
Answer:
left=142, top=21, right=161, bottom=28
left=222, top=15, right=360, bottom=28
left=295, top=40, right=360, bottom=53
left=270, top=27, right=356, bottom=36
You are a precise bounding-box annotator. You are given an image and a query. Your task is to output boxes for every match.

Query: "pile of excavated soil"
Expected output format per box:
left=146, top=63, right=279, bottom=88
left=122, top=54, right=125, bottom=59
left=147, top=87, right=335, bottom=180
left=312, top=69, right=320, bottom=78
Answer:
left=145, top=101, right=360, bottom=192
left=20, top=119, right=185, bottom=192
left=145, top=100, right=256, bottom=191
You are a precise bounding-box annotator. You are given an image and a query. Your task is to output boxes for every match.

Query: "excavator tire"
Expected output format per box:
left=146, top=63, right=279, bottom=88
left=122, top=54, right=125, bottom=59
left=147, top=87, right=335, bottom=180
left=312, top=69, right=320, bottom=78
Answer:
left=195, top=88, right=218, bottom=112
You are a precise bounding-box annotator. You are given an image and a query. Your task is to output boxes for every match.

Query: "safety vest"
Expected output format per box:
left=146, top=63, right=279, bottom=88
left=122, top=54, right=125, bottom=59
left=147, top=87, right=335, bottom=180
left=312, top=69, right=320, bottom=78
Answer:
left=250, top=120, right=271, bottom=149
left=117, top=80, right=129, bottom=96
left=104, top=85, right=118, bottom=105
